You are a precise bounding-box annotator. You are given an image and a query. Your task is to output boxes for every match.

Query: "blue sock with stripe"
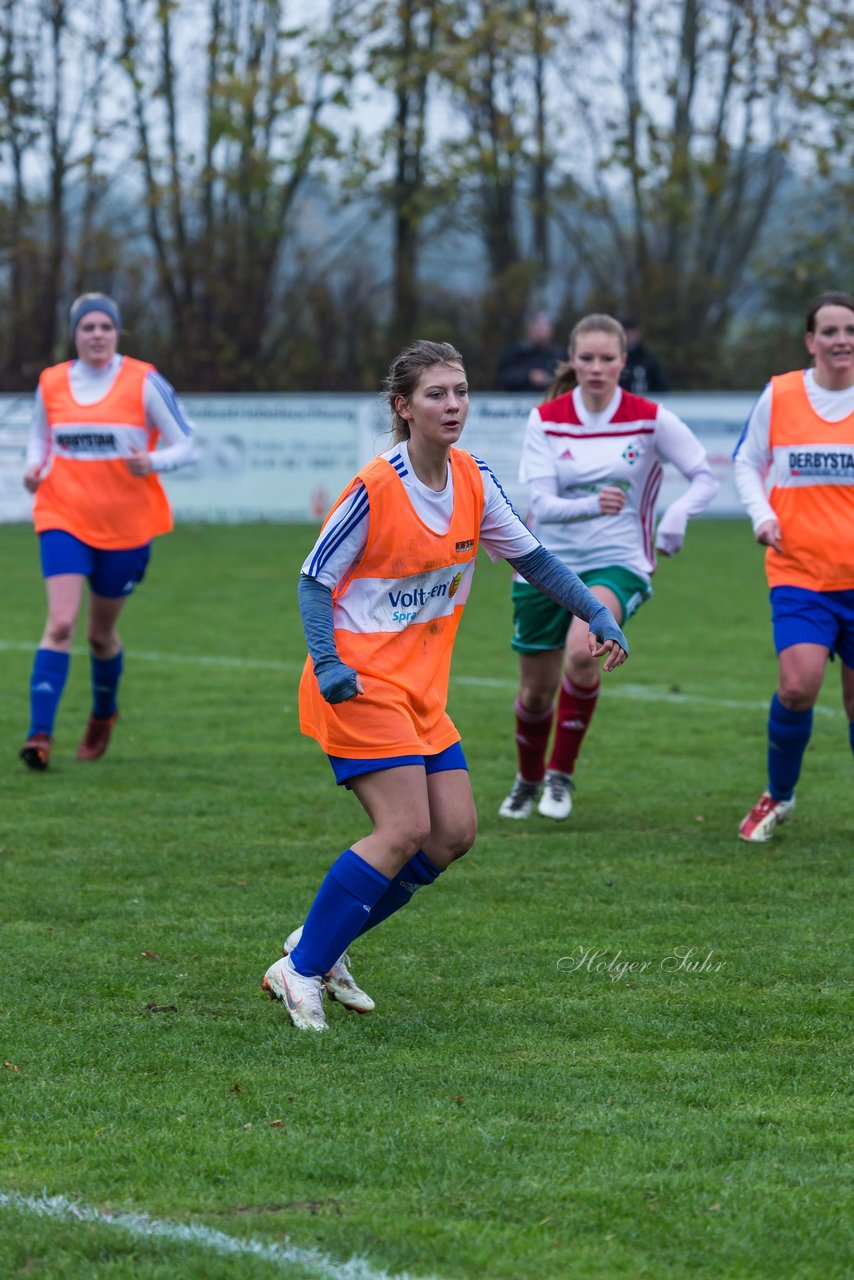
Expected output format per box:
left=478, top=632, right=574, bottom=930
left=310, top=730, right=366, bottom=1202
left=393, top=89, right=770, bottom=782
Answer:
left=767, top=693, right=812, bottom=802
left=28, top=648, right=70, bottom=736
left=290, top=849, right=391, bottom=977
left=91, top=651, right=123, bottom=717
left=356, top=850, right=443, bottom=938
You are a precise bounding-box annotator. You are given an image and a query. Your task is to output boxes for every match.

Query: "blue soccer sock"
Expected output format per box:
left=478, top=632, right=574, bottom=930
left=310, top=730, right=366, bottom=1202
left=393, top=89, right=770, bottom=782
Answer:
left=27, top=648, right=70, bottom=736
left=356, top=850, right=443, bottom=938
left=290, top=849, right=391, bottom=977
left=767, top=692, right=812, bottom=802
left=91, top=650, right=123, bottom=717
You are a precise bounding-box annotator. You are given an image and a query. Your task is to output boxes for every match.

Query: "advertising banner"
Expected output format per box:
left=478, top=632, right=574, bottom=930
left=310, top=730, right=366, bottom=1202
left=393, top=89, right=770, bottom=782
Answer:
left=0, top=390, right=755, bottom=525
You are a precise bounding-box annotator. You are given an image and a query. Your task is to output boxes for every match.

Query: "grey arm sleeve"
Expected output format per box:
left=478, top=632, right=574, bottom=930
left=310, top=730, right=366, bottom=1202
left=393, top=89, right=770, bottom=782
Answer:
left=507, top=546, right=629, bottom=653
left=298, top=573, right=360, bottom=704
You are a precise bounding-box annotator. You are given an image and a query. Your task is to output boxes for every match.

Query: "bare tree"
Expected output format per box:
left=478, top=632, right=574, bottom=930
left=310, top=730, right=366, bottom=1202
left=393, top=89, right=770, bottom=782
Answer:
left=0, top=0, right=111, bottom=384
left=553, top=0, right=852, bottom=382
left=116, top=0, right=364, bottom=385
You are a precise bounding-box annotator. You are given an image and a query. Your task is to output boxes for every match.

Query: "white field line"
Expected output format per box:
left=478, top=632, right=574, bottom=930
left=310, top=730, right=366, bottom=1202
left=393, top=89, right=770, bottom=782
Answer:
left=0, top=639, right=843, bottom=718
left=0, top=1190, right=439, bottom=1280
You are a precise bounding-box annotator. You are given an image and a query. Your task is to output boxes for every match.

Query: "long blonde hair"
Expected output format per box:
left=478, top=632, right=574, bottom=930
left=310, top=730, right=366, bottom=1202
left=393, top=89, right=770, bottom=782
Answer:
left=382, top=340, right=466, bottom=443
left=545, top=314, right=626, bottom=401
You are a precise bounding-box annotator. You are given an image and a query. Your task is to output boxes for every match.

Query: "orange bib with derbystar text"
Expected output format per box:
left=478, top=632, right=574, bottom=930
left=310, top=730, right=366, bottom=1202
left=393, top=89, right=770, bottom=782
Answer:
left=34, top=357, right=173, bottom=550
left=765, top=370, right=854, bottom=591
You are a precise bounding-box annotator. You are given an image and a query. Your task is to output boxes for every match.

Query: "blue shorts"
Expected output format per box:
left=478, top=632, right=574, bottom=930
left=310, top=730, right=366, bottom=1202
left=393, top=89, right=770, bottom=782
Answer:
left=770, top=586, right=854, bottom=666
left=328, top=740, right=468, bottom=787
left=39, top=530, right=151, bottom=599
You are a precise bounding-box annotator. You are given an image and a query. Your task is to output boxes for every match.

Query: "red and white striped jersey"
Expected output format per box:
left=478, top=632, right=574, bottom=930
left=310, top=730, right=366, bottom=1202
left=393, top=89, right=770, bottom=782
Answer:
left=520, top=386, right=715, bottom=580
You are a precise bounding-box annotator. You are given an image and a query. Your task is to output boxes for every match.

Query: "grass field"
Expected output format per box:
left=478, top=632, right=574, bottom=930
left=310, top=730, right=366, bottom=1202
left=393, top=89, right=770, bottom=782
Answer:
left=0, top=519, right=851, bottom=1280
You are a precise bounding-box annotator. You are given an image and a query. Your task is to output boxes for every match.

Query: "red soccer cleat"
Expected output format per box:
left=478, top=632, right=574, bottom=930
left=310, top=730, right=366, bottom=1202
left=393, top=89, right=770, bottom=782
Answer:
left=76, top=713, right=118, bottom=762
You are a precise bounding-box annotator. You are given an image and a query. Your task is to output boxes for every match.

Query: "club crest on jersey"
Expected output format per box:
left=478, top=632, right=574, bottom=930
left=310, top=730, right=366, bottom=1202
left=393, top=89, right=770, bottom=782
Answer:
left=622, top=442, right=640, bottom=464
left=448, top=571, right=463, bottom=598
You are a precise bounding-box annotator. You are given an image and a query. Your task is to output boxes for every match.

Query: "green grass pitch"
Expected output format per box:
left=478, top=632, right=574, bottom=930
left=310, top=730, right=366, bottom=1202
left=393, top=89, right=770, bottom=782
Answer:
left=0, top=520, right=851, bottom=1279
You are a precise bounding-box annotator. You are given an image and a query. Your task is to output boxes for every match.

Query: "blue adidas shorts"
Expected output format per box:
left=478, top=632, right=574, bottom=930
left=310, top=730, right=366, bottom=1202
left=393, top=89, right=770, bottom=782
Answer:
left=328, top=740, right=468, bottom=787
left=39, top=530, right=151, bottom=599
left=770, top=585, right=854, bottom=666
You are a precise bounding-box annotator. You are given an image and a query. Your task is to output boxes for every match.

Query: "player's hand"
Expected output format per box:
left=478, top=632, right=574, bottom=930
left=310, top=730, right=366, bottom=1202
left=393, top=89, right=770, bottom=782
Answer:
left=23, top=464, right=43, bottom=493
left=317, top=660, right=363, bottom=704
left=126, top=449, right=153, bottom=476
left=598, top=485, right=626, bottom=515
left=588, top=634, right=628, bottom=671
left=655, top=530, right=683, bottom=558
left=756, top=519, right=783, bottom=553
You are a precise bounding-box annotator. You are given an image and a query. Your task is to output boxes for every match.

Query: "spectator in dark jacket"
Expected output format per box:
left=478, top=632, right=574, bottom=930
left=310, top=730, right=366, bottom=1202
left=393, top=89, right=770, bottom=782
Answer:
left=619, top=318, right=669, bottom=394
left=498, top=312, right=564, bottom=392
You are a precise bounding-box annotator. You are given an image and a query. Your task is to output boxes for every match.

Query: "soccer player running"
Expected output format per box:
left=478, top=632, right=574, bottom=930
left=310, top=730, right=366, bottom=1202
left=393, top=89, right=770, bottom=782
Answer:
left=262, top=339, right=628, bottom=1031
left=498, top=313, right=717, bottom=822
left=19, top=293, right=196, bottom=770
left=734, top=291, right=854, bottom=843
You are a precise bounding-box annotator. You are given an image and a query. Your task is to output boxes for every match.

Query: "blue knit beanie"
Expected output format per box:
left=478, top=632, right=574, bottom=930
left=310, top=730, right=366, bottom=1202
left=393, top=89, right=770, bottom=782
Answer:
left=69, top=293, right=121, bottom=338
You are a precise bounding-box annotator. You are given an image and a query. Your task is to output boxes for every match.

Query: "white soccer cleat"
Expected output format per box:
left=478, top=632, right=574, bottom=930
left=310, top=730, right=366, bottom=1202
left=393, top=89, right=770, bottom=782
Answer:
left=538, top=769, right=575, bottom=821
left=283, top=927, right=375, bottom=1014
left=498, top=775, right=541, bottom=819
left=262, top=954, right=327, bottom=1032
left=738, top=791, right=796, bottom=843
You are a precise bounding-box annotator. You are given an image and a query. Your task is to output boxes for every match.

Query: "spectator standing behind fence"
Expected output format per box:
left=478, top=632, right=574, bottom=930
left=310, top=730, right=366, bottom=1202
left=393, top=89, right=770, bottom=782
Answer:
left=19, top=292, right=196, bottom=770
left=260, top=339, right=628, bottom=1032
left=733, top=290, right=854, bottom=843
left=619, top=318, right=669, bottom=395
left=497, top=312, right=565, bottom=392
left=498, top=312, right=717, bottom=823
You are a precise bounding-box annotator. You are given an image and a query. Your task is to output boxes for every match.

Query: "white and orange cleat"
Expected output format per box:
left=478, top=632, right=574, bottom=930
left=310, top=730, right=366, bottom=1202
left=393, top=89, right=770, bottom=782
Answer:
left=738, top=791, right=796, bottom=843
left=283, top=926, right=375, bottom=1013
left=262, top=954, right=327, bottom=1031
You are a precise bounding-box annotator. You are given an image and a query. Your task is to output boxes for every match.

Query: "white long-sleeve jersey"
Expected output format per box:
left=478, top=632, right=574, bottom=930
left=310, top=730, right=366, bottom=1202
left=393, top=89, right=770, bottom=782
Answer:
left=519, top=386, right=718, bottom=581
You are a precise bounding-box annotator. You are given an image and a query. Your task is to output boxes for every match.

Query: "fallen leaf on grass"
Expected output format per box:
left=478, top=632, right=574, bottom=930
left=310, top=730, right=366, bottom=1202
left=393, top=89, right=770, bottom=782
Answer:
left=3, top=1061, right=20, bottom=1072
left=141, top=950, right=161, bottom=960
left=230, top=1082, right=241, bottom=1094
left=145, top=1003, right=177, bottom=1013
left=269, top=1119, right=284, bottom=1128
left=451, top=1095, right=464, bottom=1105
left=225, top=1200, right=342, bottom=1217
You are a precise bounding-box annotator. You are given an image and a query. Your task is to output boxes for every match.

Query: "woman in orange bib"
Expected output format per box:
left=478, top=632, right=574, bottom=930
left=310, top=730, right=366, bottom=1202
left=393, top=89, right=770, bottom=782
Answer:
left=19, top=293, right=195, bottom=770
left=262, top=339, right=629, bottom=1032
left=734, top=291, right=854, bottom=842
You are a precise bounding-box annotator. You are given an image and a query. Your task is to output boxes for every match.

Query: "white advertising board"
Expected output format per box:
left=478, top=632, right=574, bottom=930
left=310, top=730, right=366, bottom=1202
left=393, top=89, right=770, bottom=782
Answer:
left=166, top=394, right=365, bottom=522
left=0, top=389, right=755, bottom=525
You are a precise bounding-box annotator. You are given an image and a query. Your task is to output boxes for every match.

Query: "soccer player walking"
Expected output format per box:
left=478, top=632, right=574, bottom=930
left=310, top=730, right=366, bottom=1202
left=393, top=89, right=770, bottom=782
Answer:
left=19, top=293, right=196, bottom=769
left=498, top=313, right=717, bottom=822
left=734, top=291, right=854, bottom=842
left=262, top=339, right=628, bottom=1031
